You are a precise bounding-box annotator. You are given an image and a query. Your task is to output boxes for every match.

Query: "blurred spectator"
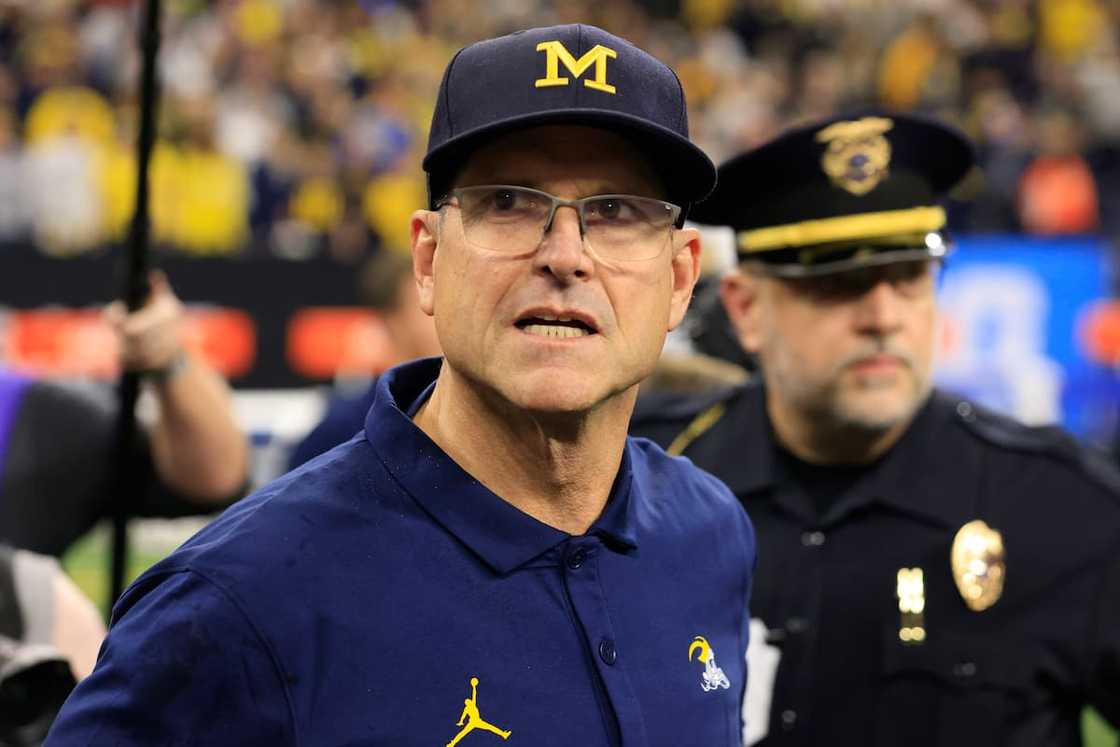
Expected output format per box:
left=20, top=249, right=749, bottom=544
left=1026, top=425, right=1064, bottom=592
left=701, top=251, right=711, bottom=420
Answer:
left=153, top=98, right=250, bottom=255
left=23, top=126, right=103, bottom=256
left=965, top=86, right=1032, bottom=231
left=0, top=107, right=28, bottom=243
left=0, top=0, right=1119, bottom=248
left=1038, top=0, right=1108, bottom=63
left=287, top=248, right=439, bottom=469
left=1018, top=107, right=1100, bottom=235
left=0, top=272, right=249, bottom=556
left=878, top=15, right=952, bottom=111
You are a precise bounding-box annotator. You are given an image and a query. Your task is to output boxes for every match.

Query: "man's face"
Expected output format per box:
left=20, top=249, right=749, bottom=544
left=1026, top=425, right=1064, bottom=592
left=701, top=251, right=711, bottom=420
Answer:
left=722, top=260, right=938, bottom=434
left=411, top=125, right=700, bottom=415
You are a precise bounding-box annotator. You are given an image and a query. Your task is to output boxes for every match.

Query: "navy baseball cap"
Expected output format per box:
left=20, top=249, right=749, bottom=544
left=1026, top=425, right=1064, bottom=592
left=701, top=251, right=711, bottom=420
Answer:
left=423, top=24, right=716, bottom=224
left=692, top=111, right=975, bottom=276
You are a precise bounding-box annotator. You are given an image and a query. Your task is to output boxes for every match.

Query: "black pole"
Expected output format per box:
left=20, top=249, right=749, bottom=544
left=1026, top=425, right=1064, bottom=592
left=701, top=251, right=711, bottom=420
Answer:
left=108, top=0, right=162, bottom=616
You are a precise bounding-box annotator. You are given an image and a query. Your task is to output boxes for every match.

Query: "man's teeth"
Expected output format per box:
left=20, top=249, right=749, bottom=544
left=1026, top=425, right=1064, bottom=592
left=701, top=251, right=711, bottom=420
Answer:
left=523, top=323, right=590, bottom=338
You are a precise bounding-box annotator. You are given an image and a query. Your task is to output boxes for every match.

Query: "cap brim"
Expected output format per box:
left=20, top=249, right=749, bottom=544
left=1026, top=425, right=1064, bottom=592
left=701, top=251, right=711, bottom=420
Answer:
left=423, top=109, right=716, bottom=217
left=747, top=237, right=953, bottom=278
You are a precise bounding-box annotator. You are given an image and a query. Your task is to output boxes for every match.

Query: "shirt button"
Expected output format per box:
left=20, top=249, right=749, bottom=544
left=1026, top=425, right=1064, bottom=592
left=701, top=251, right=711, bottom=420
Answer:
left=598, top=638, right=618, bottom=666
left=780, top=709, right=797, bottom=730
left=953, top=661, right=977, bottom=678
left=801, top=531, right=826, bottom=547
left=956, top=401, right=975, bottom=421
left=567, top=548, right=586, bottom=570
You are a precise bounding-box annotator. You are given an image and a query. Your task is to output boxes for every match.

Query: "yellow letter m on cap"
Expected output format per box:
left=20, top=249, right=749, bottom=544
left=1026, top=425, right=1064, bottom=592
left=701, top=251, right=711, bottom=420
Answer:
left=534, top=41, right=617, bottom=94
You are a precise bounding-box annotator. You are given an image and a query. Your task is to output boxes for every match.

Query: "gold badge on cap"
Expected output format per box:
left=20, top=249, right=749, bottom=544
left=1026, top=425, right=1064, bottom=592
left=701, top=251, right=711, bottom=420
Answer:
left=951, top=520, right=1005, bottom=612
left=816, top=117, right=893, bottom=196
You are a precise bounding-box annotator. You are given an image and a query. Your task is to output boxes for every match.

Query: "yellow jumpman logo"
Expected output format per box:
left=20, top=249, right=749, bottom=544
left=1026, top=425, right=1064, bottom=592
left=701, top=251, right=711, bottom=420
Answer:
left=447, top=676, right=512, bottom=746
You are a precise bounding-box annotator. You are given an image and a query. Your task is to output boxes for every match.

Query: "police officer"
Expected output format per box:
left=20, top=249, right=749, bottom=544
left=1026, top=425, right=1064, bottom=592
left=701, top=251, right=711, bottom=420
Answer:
left=46, top=25, right=756, bottom=745
left=632, top=112, right=1120, bottom=746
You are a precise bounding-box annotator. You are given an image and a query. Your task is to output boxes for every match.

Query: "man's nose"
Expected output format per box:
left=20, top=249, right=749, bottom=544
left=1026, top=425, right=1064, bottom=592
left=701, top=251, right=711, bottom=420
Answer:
left=853, top=279, right=904, bottom=334
left=534, top=205, right=590, bottom=280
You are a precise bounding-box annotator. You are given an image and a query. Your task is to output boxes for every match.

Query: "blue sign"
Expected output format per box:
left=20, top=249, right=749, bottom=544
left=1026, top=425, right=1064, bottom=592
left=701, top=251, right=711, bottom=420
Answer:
left=937, top=236, right=1118, bottom=445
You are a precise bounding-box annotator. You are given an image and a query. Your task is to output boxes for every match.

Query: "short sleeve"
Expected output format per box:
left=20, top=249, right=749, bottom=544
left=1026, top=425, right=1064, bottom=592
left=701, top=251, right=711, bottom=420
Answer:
left=44, top=569, right=293, bottom=746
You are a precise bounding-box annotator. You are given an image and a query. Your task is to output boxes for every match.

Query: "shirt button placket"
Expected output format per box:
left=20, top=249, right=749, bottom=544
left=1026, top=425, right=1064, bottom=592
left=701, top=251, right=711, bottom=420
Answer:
left=562, top=540, right=647, bottom=745
left=801, top=530, right=825, bottom=547
left=781, top=527, right=826, bottom=741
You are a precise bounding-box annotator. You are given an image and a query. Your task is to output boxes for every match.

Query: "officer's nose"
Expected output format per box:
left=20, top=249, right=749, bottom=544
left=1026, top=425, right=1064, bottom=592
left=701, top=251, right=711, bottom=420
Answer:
left=852, top=279, right=905, bottom=335
left=534, top=205, right=591, bottom=281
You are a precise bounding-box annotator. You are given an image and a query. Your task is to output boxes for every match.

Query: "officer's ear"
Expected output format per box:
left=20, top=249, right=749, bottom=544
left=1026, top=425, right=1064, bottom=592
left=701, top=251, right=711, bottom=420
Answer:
left=410, top=209, right=440, bottom=317
left=720, top=266, right=765, bottom=354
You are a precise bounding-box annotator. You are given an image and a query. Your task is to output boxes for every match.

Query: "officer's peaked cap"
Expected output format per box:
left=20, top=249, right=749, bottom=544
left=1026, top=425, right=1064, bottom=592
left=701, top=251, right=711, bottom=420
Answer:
left=691, top=111, right=975, bottom=276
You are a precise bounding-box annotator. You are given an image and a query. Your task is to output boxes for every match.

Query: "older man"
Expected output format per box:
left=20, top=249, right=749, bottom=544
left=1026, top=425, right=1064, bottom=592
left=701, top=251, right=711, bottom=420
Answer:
left=632, top=112, right=1120, bottom=746
left=46, top=25, right=755, bottom=746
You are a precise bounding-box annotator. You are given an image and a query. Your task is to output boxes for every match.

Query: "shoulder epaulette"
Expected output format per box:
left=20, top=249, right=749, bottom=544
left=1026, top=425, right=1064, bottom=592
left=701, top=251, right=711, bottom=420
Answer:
left=948, top=396, right=1120, bottom=500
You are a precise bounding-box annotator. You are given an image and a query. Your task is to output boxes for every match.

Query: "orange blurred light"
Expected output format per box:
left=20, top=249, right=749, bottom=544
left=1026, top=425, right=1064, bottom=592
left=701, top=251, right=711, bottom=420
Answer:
left=1076, top=300, right=1120, bottom=366
left=286, top=307, right=394, bottom=379
left=3, top=306, right=257, bottom=380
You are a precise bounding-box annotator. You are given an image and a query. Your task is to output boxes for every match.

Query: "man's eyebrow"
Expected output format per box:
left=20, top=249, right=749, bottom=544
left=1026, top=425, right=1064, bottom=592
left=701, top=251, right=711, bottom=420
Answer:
left=470, top=178, right=659, bottom=197
left=485, top=178, right=541, bottom=190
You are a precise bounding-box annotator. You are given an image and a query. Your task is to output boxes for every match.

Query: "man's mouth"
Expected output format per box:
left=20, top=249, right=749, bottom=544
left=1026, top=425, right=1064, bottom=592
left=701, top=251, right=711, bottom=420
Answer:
left=515, top=313, right=598, bottom=339
left=849, top=353, right=906, bottom=371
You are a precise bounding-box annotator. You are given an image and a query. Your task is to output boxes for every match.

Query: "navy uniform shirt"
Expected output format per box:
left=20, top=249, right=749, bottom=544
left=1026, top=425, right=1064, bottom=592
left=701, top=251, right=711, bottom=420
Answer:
left=47, top=358, right=756, bottom=746
left=632, top=381, right=1120, bottom=747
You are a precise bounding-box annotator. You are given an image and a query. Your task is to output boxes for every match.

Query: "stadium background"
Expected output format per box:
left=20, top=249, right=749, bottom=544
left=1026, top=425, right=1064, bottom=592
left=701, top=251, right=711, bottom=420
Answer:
left=0, top=0, right=1117, bottom=741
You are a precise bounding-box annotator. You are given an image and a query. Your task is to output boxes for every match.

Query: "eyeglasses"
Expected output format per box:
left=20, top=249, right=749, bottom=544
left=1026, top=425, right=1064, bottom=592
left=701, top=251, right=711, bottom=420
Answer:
left=437, top=185, right=682, bottom=262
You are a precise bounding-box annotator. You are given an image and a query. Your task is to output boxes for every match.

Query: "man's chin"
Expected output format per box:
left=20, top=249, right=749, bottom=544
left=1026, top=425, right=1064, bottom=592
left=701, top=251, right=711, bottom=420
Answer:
left=503, top=379, right=605, bottom=417
left=832, top=389, right=922, bottom=433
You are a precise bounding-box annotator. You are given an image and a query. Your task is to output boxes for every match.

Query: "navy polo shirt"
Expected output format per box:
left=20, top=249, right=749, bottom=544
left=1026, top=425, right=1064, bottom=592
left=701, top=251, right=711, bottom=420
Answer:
left=46, top=358, right=756, bottom=746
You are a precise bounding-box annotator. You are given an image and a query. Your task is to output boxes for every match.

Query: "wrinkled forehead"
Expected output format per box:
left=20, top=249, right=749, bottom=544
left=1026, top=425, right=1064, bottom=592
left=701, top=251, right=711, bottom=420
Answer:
left=452, top=125, right=665, bottom=198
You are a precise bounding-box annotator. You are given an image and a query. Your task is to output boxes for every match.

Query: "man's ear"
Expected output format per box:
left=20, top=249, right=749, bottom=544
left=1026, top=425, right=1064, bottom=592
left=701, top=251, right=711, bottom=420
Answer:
left=411, top=210, right=439, bottom=316
left=667, top=227, right=702, bottom=331
left=720, top=268, right=765, bottom=353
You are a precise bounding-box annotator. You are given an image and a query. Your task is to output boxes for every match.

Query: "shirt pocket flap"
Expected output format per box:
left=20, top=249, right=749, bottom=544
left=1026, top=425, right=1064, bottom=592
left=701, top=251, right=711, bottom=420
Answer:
left=880, top=626, right=1029, bottom=691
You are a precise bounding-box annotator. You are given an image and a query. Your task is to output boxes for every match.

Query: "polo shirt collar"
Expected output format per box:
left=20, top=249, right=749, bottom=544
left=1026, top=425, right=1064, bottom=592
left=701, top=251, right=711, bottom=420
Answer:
left=364, top=358, right=639, bottom=575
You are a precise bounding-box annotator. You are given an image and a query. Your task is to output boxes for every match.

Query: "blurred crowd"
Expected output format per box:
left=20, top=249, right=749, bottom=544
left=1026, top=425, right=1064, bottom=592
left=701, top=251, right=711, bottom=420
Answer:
left=0, top=0, right=1118, bottom=261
